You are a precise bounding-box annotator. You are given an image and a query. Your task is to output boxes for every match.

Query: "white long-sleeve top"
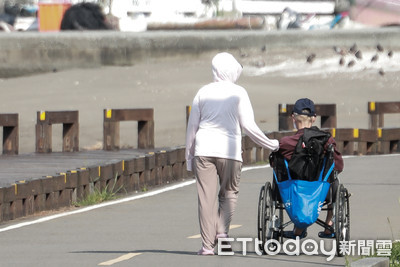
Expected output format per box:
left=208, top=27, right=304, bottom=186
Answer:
left=185, top=52, right=279, bottom=171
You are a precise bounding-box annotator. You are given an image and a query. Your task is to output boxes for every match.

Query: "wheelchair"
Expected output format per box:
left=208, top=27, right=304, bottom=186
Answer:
left=257, top=145, right=350, bottom=256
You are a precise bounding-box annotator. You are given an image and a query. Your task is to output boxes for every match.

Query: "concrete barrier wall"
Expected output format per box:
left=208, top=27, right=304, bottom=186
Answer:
left=1, top=28, right=400, bottom=78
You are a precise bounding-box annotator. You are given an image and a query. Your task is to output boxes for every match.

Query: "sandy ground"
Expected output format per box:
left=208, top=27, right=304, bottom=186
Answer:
left=0, top=46, right=399, bottom=154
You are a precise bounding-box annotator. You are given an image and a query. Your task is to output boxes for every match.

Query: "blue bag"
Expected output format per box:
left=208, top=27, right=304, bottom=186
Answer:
left=273, top=159, right=334, bottom=229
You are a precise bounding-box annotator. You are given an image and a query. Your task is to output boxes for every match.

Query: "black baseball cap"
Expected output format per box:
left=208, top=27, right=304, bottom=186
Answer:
left=292, top=98, right=316, bottom=116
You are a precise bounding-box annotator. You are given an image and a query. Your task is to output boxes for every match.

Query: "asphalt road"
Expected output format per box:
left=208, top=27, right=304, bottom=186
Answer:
left=0, top=154, right=398, bottom=267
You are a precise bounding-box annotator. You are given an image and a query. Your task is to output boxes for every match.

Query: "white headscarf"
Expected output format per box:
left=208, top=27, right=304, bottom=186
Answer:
left=211, top=52, right=243, bottom=83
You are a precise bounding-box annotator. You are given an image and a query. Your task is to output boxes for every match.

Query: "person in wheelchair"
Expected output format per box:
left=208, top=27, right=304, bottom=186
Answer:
left=275, top=98, right=343, bottom=239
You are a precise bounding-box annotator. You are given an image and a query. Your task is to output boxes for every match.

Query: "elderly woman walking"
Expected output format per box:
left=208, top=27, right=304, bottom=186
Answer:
left=186, top=52, right=279, bottom=255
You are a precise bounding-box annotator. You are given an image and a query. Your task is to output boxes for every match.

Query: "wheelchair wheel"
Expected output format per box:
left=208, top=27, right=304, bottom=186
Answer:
left=257, top=182, right=276, bottom=253
left=257, top=184, right=266, bottom=252
left=334, top=184, right=350, bottom=257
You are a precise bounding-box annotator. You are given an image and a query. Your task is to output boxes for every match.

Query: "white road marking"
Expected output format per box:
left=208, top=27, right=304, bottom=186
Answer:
left=0, top=179, right=196, bottom=233
left=98, top=253, right=142, bottom=265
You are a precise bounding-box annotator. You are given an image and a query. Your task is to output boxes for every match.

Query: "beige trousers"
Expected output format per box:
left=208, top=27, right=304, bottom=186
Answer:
left=194, top=156, right=242, bottom=250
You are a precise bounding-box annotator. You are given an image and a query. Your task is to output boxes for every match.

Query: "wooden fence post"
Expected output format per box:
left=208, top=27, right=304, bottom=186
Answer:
left=0, top=114, right=19, bottom=155
left=368, top=101, right=400, bottom=129
left=103, top=108, right=154, bottom=150
left=35, top=111, right=79, bottom=153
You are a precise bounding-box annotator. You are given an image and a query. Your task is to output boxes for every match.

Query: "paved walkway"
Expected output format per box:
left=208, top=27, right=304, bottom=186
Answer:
left=0, top=149, right=157, bottom=187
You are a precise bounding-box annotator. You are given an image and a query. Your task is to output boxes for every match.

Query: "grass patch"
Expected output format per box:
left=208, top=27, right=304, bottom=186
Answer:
left=141, top=185, right=148, bottom=192
left=73, top=175, right=124, bottom=207
left=388, top=213, right=400, bottom=266
left=390, top=241, right=400, bottom=266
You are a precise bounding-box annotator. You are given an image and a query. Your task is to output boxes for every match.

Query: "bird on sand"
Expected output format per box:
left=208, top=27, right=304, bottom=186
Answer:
left=339, top=57, right=346, bottom=66
left=355, top=50, right=362, bottom=59
left=348, top=60, right=356, bottom=67
left=306, top=53, right=316, bottom=63
left=261, top=45, right=266, bottom=52
left=333, top=46, right=347, bottom=55
left=349, top=43, right=358, bottom=54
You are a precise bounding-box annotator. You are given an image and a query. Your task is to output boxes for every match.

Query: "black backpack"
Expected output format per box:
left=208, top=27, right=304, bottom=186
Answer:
left=288, top=126, right=331, bottom=181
